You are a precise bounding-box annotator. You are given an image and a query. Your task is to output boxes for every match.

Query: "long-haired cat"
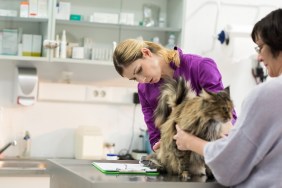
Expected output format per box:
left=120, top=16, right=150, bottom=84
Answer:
left=149, top=76, right=234, bottom=180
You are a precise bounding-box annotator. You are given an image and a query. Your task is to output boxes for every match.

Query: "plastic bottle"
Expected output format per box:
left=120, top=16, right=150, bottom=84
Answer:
left=20, top=2, right=29, bottom=18
left=166, top=34, right=176, bottom=49
left=60, top=30, right=67, bottom=59
left=54, top=34, right=60, bottom=58
left=21, top=131, right=31, bottom=158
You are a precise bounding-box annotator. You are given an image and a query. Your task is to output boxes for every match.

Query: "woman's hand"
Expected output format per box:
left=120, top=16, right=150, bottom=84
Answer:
left=221, top=120, right=233, bottom=137
left=153, top=140, right=161, bottom=151
left=173, top=124, right=207, bottom=156
left=173, top=124, right=191, bottom=150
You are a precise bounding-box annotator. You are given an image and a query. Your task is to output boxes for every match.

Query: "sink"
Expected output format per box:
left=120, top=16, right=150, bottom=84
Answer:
left=0, top=160, right=47, bottom=171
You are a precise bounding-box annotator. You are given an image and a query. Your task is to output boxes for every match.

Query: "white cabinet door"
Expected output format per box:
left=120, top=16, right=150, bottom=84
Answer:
left=0, top=176, right=50, bottom=188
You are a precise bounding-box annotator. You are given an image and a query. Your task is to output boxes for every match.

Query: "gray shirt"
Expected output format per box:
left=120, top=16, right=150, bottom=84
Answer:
left=204, top=76, right=282, bottom=188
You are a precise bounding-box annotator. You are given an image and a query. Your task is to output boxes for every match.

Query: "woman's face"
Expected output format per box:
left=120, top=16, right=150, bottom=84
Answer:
left=256, top=38, right=282, bottom=77
left=122, top=48, right=163, bottom=84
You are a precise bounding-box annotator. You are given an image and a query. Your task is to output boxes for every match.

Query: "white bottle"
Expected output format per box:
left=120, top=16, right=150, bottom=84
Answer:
left=20, top=2, right=29, bottom=18
left=54, top=34, right=60, bottom=58
left=166, top=34, right=176, bottom=49
left=21, top=131, right=31, bottom=158
left=60, top=30, right=67, bottom=59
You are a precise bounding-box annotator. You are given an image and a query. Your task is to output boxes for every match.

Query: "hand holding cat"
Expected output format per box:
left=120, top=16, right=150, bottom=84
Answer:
left=152, top=141, right=161, bottom=151
left=173, top=124, right=191, bottom=150
left=173, top=124, right=207, bottom=156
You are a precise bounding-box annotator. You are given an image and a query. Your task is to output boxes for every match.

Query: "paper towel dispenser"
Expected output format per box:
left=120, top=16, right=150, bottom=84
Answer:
left=14, top=67, right=38, bottom=106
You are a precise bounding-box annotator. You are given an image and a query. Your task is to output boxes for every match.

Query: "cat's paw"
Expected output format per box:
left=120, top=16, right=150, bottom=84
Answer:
left=180, top=171, right=191, bottom=181
left=140, top=154, right=166, bottom=173
left=147, top=158, right=167, bottom=173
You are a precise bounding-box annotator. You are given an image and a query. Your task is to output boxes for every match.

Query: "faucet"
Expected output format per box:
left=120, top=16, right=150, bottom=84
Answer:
left=0, top=140, right=17, bottom=154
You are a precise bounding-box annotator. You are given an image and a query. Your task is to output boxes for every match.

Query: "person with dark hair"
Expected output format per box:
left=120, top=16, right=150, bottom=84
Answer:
left=112, top=39, right=237, bottom=151
left=173, top=8, right=282, bottom=187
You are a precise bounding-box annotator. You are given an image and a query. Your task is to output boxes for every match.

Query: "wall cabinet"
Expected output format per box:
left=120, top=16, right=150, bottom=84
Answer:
left=0, top=0, right=183, bottom=84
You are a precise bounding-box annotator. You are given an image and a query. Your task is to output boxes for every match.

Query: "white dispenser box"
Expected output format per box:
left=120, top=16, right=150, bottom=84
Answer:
left=75, top=126, right=104, bottom=160
left=14, top=67, right=38, bottom=106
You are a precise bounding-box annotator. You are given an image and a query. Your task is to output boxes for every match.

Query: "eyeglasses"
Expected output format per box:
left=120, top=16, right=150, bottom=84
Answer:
left=254, top=44, right=264, bottom=54
left=254, top=46, right=260, bottom=53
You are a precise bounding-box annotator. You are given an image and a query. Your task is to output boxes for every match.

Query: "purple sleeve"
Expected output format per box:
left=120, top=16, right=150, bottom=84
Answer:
left=197, top=58, right=224, bottom=93
left=137, top=85, right=160, bottom=148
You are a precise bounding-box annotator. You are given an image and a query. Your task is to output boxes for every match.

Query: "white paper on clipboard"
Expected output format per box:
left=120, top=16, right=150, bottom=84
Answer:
left=92, top=162, right=157, bottom=172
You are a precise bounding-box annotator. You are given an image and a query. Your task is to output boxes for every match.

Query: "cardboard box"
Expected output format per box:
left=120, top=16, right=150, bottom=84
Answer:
left=31, top=35, right=42, bottom=57
left=56, top=2, right=71, bottom=20
left=29, top=0, right=38, bottom=17
left=22, top=34, right=32, bottom=56
left=0, top=31, right=3, bottom=55
left=2, top=29, right=18, bottom=55
left=37, top=0, right=48, bottom=18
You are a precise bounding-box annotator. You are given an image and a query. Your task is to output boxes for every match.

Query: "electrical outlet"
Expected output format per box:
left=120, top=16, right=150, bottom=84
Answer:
left=38, top=83, right=137, bottom=104
left=85, top=86, right=136, bottom=104
left=85, top=87, right=112, bottom=102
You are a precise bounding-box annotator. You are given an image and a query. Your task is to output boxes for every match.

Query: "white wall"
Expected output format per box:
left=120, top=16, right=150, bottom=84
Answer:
left=182, top=0, right=281, bottom=114
left=0, top=101, right=146, bottom=158
left=0, top=64, right=145, bottom=157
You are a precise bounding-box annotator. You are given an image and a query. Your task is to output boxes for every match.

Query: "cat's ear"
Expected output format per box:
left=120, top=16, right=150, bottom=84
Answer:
left=200, top=90, right=212, bottom=109
left=224, top=86, right=230, bottom=96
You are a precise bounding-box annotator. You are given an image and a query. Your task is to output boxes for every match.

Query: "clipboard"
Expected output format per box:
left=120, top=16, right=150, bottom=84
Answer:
left=92, top=162, right=159, bottom=176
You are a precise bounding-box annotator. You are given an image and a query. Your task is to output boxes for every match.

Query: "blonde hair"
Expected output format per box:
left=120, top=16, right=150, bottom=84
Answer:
left=113, top=39, right=180, bottom=76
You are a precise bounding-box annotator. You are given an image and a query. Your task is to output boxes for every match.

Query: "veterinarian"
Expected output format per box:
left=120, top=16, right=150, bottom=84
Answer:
left=173, top=8, right=282, bottom=187
left=113, top=38, right=237, bottom=151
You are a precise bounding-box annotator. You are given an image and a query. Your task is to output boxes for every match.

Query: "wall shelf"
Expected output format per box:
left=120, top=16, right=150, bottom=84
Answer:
left=56, top=19, right=181, bottom=32
left=56, top=20, right=120, bottom=29
left=0, top=55, right=49, bottom=62
left=52, top=58, right=113, bottom=66
left=0, top=16, right=48, bottom=23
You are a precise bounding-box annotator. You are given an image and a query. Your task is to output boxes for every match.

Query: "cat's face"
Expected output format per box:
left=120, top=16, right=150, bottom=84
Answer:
left=200, top=90, right=234, bottom=123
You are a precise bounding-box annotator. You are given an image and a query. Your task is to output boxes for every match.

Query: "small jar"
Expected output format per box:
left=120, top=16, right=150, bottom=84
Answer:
left=106, top=154, right=119, bottom=160
left=158, top=17, right=166, bottom=27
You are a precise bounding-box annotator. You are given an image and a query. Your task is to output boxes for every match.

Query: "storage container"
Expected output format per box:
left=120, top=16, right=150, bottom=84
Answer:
left=75, top=126, right=104, bottom=160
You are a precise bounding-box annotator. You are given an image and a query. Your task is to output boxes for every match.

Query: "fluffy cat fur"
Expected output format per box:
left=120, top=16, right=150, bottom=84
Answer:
left=150, top=76, right=234, bottom=180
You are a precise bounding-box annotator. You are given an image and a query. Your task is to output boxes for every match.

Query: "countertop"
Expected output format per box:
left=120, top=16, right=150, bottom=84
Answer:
left=48, top=159, right=227, bottom=188
left=0, top=158, right=49, bottom=177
